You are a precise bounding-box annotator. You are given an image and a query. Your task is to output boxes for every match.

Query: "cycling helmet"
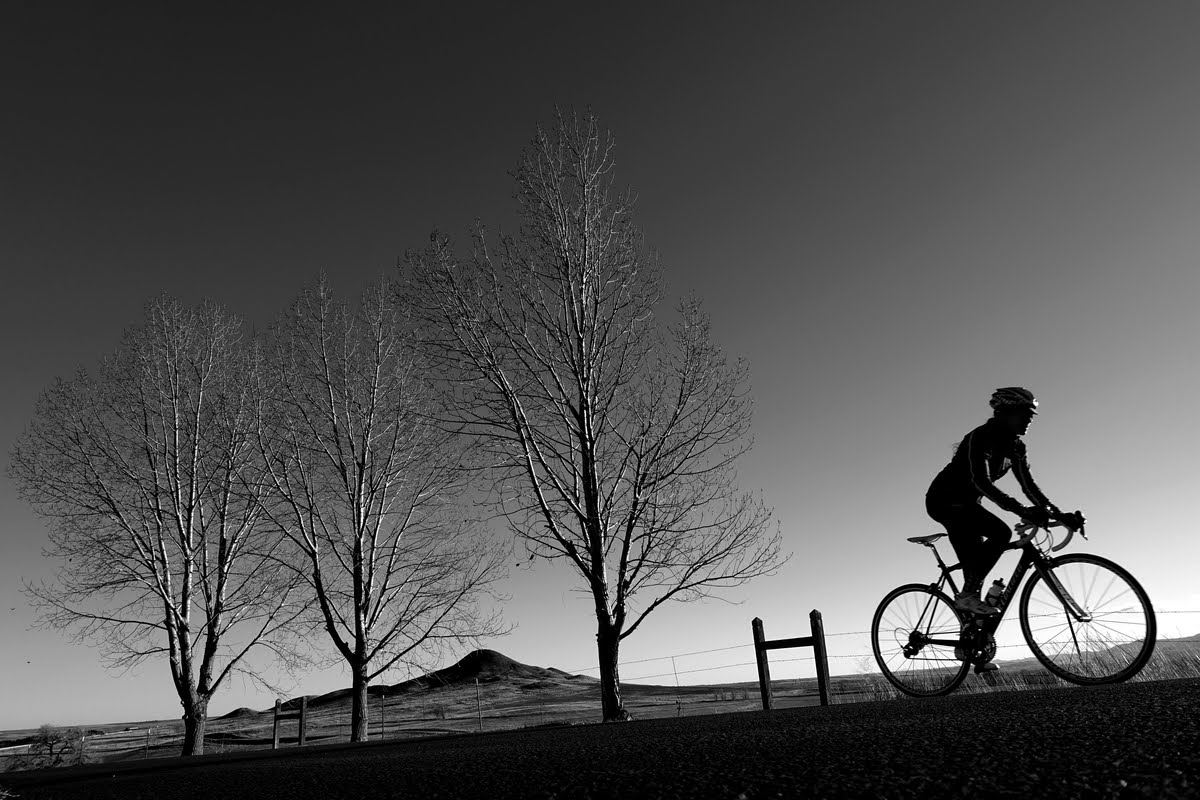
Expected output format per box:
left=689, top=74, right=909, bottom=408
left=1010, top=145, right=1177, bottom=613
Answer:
left=990, top=386, right=1038, bottom=413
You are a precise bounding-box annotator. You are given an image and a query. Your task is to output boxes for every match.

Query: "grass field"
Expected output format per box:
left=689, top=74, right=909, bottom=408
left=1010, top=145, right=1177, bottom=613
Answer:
left=4, top=638, right=1198, bottom=771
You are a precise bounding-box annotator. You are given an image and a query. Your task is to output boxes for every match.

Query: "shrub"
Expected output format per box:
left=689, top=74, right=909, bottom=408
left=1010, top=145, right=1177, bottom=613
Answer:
left=7, top=724, right=86, bottom=771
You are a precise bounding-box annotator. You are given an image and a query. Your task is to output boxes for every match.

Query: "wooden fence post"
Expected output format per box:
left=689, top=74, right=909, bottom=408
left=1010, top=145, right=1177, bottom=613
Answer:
left=753, top=609, right=832, bottom=709
left=752, top=617, right=773, bottom=710
left=272, top=699, right=281, bottom=749
left=810, top=609, right=830, bottom=706
left=299, top=696, right=307, bottom=746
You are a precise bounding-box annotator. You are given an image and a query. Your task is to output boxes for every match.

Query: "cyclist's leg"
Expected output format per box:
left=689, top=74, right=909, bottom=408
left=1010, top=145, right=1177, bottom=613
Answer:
left=928, top=501, right=1008, bottom=621
left=926, top=500, right=986, bottom=593
left=971, top=504, right=1013, bottom=579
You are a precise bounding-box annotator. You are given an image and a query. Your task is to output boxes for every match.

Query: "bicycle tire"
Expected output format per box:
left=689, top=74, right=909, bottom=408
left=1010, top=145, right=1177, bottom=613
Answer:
left=872, top=583, right=971, bottom=697
left=1019, top=553, right=1156, bottom=685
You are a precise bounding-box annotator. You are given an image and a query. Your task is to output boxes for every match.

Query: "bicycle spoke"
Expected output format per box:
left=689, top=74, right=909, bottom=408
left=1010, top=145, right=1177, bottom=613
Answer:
left=1020, top=555, right=1154, bottom=684
left=872, top=585, right=970, bottom=696
left=1066, top=612, right=1082, bottom=657
left=1089, top=570, right=1123, bottom=611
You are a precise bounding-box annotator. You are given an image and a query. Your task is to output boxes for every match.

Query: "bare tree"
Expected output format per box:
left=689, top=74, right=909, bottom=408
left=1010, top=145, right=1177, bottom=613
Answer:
left=8, top=725, right=85, bottom=771
left=405, top=110, right=787, bottom=721
left=258, top=275, right=508, bottom=742
left=9, top=297, right=305, bottom=756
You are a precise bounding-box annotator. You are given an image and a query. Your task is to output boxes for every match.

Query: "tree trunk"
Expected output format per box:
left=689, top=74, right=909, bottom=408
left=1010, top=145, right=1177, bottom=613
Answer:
left=350, top=666, right=369, bottom=742
left=596, top=621, right=631, bottom=722
left=180, top=697, right=209, bottom=756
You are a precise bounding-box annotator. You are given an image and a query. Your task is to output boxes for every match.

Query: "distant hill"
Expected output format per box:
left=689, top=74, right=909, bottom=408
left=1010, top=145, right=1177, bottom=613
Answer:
left=300, top=649, right=594, bottom=709
left=217, top=707, right=260, bottom=720
left=410, top=649, right=583, bottom=687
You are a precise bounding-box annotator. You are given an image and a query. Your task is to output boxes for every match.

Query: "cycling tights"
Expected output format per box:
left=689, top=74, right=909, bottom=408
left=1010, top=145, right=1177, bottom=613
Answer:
left=925, top=499, right=1012, bottom=593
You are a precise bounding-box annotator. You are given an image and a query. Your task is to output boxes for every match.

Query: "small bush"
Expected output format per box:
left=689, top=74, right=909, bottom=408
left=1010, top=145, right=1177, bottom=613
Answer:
left=6, top=724, right=86, bottom=771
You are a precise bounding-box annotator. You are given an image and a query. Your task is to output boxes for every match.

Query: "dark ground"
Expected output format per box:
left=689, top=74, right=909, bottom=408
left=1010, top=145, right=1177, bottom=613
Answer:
left=4, top=678, right=1198, bottom=799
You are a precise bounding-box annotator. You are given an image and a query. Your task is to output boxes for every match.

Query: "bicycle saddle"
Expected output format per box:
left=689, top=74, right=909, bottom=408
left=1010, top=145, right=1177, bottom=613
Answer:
left=907, top=533, right=947, bottom=545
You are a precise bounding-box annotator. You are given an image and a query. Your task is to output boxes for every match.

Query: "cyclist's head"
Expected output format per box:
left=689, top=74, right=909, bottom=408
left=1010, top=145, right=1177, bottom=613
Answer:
left=990, top=386, right=1038, bottom=434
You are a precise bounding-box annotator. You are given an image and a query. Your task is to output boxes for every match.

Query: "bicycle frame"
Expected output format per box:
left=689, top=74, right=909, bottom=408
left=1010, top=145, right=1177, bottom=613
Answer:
left=919, top=523, right=1091, bottom=648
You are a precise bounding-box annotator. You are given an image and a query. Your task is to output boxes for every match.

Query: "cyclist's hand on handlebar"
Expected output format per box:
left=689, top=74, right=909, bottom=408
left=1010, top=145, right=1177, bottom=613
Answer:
left=1056, top=509, right=1086, bottom=532
left=1021, top=506, right=1053, bottom=529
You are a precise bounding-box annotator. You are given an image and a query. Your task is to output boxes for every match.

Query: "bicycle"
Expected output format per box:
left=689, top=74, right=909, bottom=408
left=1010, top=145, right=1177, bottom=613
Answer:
left=871, top=516, right=1156, bottom=696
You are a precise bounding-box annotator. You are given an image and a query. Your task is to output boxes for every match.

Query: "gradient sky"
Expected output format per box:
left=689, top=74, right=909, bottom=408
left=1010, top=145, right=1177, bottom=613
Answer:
left=4, top=3, right=1200, bottom=731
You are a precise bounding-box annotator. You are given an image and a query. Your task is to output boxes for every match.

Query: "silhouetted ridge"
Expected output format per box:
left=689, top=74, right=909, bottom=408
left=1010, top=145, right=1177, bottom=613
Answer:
left=421, top=649, right=554, bottom=685
left=218, top=707, right=259, bottom=719
left=295, top=649, right=595, bottom=708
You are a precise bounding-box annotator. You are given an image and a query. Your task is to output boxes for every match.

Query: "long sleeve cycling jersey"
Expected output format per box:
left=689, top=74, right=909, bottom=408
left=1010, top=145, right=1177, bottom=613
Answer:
left=926, top=417, right=1058, bottom=518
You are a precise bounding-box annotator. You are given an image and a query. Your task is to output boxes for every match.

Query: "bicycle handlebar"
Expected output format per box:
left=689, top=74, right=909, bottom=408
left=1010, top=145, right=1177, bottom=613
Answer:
left=1014, top=514, right=1087, bottom=553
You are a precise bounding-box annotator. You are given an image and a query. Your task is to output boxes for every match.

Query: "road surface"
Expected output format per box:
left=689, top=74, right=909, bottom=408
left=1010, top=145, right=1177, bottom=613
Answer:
left=4, top=678, right=1198, bottom=799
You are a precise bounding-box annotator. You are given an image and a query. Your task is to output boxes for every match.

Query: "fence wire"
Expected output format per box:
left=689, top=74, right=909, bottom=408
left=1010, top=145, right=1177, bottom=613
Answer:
left=568, top=606, right=1200, bottom=680
left=4, top=609, right=1196, bottom=773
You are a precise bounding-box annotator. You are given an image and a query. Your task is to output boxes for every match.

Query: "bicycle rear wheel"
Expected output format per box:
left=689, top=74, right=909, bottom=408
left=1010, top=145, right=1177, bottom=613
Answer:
left=872, top=583, right=970, bottom=697
left=1019, top=553, right=1156, bottom=685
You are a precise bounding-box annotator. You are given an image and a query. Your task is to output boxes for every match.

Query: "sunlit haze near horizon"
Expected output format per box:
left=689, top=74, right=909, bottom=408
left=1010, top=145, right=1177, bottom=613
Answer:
left=3, top=4, right=1200, bottom=731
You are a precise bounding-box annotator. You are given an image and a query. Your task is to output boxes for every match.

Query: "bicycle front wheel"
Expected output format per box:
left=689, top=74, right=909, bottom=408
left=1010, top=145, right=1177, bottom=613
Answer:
left=1019, top=553, right=1156, bottom=685
left=872, top=583, right=970, bottom=697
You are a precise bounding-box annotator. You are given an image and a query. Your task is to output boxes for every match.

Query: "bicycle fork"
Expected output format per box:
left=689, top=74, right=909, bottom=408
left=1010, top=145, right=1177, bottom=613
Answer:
left=1033, top=561, right=1093, bottom=623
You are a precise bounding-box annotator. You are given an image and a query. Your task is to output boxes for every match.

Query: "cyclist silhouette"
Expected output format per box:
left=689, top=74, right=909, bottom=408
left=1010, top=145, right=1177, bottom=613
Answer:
left=926, top=387, right=1085, bottom=621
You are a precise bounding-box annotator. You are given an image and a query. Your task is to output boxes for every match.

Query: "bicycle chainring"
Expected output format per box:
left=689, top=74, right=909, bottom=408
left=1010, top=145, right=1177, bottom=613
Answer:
left=967, top=628, right=996, bottom=666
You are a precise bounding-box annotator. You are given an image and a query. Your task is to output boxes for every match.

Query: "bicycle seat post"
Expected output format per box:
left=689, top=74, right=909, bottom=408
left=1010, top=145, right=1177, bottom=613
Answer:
left=928, top=542, right=950, bottom=574
left=928, top=542, right=965, bottom=599
left=906, top=533, right=958, bottom=583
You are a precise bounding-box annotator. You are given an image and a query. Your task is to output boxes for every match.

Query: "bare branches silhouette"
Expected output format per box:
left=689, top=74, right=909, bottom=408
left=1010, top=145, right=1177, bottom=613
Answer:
left=406, top=110, right=786, bottom=721
left=256, top=275, right=509, bottom=742
left=10, top=297, right=307, bottom=756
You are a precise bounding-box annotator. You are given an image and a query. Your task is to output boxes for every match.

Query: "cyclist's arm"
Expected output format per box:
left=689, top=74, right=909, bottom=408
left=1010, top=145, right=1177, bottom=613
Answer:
left=965, top=429, right=1027, bottom=517
left=1011, top=440, right=1062, bottom=516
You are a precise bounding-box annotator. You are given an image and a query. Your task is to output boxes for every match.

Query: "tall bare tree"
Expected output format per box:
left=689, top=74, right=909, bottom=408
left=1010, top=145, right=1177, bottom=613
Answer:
left=258, top=275, right=508, bottom=742
left=9, top=297, right=304, bottom=756
left=406, top=110, right=787, bottom=721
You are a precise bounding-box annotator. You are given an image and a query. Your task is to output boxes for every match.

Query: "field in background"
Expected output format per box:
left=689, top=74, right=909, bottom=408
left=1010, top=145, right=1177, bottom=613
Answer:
left=4, top=638, right=1199, bottom=771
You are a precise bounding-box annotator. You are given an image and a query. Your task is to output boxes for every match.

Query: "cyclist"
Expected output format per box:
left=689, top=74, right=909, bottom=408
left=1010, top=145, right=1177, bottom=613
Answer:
left=925, top=387, right=1084, bottom=619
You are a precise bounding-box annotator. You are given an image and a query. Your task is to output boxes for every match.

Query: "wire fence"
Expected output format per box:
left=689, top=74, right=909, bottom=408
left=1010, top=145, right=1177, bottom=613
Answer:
left=565, top=608, right=1200, bottom=683
left=4, top=609, right=1198, bottom=773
